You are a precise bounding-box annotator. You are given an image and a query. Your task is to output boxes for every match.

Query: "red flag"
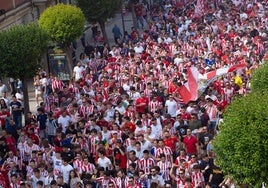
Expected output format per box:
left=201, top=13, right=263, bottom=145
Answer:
left=178, top=85, right=192, bottom=104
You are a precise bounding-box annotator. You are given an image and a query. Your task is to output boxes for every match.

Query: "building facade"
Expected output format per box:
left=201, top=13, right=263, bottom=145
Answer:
left=0, top=0, right=57, bottom=30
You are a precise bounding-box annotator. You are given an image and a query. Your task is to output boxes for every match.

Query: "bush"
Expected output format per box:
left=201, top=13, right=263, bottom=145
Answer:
left=250, top=61, right=268, bottom=92
left=213, top=91, right=268, bottom=187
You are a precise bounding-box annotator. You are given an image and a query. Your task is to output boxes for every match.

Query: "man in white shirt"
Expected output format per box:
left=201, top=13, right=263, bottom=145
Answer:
left=137, top=134, right=152, bottom=152
left=134, top=42, right=144, bottom=54
left=150, top=118, right=162, bottom=139
left=165, top=95, right=178, bottom=118
left=73, top=61, right=85, bottom=81
left=60, top=158, right=73, bottom=183
left=30, top=168, right=45, bottom=187
left=97, top=150, right=112, bottom=170
left=134, top=120, right=146, bottom=136
left=57, top=110, right=71, bottom=133
left=104, top=103, right=115, bottom=122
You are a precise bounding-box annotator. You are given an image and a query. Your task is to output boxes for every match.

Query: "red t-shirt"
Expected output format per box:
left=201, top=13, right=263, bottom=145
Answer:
left=183, top=135, right=198, bottom=155
left=0, top=110, right=10, bottom=127
left=135, top=97, right=148, bottom=114
left=164, top=137, right=177, bottom=151
left=122, top=122, right=136, bottom=133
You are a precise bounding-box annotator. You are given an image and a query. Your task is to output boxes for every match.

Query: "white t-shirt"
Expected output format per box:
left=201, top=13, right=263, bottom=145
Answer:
left=58, top=115, right=71, bottom=133
left=40, top=77, right=48, bottom=87
left=60, top=164, right=73, bottom=183
left=127, top=145, right=136, bottom=152
left=115, top=106, right=126, bottom=115
left=134, top=45, right=144, bottom=54
left=140, top=140, right=152, bottom=152
left=134, top=149, right=144, bottom=159
left=73, top=66, right=85, bottom=81
left=135, top=126, right=147, bottom=136
left=101, top=130, right=111, bottom=141
left=52, top=155, right=62, bottom=172
left=97, top=157, right=112, bottom=169
left=151, top=124, right=162, bottom=139
left=165, top=100, right=178, bottom=117
left=30, top=175, right=45, bottom=188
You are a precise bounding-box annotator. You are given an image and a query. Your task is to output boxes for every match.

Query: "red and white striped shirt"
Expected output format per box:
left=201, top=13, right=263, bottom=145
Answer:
left=191, top=171, right=205, bottom=188
left=10, top=181, right=22, bottom=188
left=79, top=104, right=94, bottom=118
left=44, top=95, right=56, bottom=112
left=52, top=79, right=64, bottom=92
left=205, top=104, right=218, bottom=122
left=175, top=177, right=186, bottom=188
left=155, top=146, right=173, bottom=162
left=96, top=176, right=117, bottom=188
left=6, top=156, right=18, bottom=165
left=81, top=162, right=95, bottom=174
left=174, top=155, right=190, bottom=166
left=162, top=80, right=170, bottom=89
left=138, top=157, right=155, bottom=174
left=157, top=160, right=172, bottom=181
left=126, top=158, right=140, bottom=170
left=149, top=100, right=162, bottom=113
left=24, top=143, right=40, bottom=161
left=115, top=176, right=128, bottom=188
left=88, top=136, right=99, bottom=156
left=73, top=159, right=83, bottom=173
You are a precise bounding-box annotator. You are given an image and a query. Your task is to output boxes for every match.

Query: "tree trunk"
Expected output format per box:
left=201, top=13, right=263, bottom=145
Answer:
left=130, top=0, right=138, bottom=29
left=99, top=20, right=109, bottom=46
left=22, top=78, right=30, bottom=120
left=63, top=45, right=74, bottom=80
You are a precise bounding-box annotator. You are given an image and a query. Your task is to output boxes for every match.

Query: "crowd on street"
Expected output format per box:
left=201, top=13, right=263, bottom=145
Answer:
left=0, top=0, right=267, bottom=187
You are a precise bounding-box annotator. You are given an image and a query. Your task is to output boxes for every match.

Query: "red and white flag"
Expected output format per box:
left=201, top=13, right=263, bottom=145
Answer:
left=198, top=63, right=247, bottom=80
left=187, top=67, right=199, bottom=101
left=194, top=0, right=204, bottom=18
left=198, top=63, right=247, bottom=93
left=178, top=67, right=199, bottom=104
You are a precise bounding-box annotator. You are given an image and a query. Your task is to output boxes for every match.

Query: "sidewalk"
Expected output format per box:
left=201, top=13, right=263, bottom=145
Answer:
left=75, top=11, right=148, bottom=59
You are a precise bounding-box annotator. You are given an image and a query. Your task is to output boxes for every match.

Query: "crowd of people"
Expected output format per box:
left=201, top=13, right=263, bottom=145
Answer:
left=0, top=0, right=267, bottom=187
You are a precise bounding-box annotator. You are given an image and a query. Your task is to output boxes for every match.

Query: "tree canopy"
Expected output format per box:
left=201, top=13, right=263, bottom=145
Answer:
left=38, top=3, right=86, bottom=45
left=250, top=61, right=268, bottom=92
left=76, top=0, right=122, bottom=23
left=76, top=0, right=122, bottom=44
left=0, top=24, right=48, bottom=79
left=213, top=91, right=268, bottom=187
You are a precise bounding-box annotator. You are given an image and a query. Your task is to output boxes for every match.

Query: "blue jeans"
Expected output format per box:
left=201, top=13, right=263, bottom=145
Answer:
left=209, top=121, right=217, bottom=133
left=13, top=115, right=22, bottom=129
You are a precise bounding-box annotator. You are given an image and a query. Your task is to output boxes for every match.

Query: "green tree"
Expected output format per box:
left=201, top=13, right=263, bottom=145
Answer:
left=76, top=0, right=122, bottom=45
left=0, top=24, right=49, bottom=114
left=38, top=3, right=86, bottom=76
left=250, top=61, right=268, bottom=92
left=213, top=92, right=268, bottom=187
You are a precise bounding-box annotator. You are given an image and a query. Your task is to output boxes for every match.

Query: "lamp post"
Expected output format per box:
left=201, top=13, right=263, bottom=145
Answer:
left=121, top=4, right=126, bottom=33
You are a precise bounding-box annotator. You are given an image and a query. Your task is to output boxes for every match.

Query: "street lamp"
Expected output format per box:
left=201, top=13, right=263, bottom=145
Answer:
left=121, top=4, right=126, bottom=34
